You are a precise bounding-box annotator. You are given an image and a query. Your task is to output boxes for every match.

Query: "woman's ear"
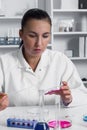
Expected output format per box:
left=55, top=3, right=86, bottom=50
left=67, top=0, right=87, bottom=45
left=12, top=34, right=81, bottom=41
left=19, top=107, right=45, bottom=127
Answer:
left=19, top=29, right=23, bottom=39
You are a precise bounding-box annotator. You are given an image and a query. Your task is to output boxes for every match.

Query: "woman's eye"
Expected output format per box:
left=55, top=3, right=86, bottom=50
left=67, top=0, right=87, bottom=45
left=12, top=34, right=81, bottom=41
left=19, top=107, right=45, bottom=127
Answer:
left=28, top=34, right=36, bottom=38
left=43, top=35, right=49, bottom=38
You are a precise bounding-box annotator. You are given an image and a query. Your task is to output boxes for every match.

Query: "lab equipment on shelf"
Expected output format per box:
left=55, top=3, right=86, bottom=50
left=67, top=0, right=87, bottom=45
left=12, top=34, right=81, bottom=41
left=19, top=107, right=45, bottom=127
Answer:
left=0, top=37, right=21, bottom=45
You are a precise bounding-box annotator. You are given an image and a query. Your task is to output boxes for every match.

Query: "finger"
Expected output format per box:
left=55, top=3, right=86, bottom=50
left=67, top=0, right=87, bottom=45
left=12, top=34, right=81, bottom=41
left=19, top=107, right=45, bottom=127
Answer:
left=0, top=93, right=6, bottom=95
left=65, top=95, right=72, bottom=99
left=61, top=84, right=70, bottom=90
left=64, top=95, right=72, bottom=103
left=62, top=81, right=68, bottom=86
left=61, top=89, right=71, bottom=94
left=0, top=95, right=8, bottom=104
left=0, top=104, right=7, bottom=111
left=0, top=99, right=9, bottom=111
left=0, top=93, right=7, bottom=100
left=0, top=94, right=5, bottom=99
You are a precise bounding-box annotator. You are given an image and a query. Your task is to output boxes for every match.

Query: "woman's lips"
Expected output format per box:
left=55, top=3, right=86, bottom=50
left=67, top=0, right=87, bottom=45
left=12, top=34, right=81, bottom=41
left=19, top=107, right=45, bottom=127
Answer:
left=34, top=49, right=41, bottom=53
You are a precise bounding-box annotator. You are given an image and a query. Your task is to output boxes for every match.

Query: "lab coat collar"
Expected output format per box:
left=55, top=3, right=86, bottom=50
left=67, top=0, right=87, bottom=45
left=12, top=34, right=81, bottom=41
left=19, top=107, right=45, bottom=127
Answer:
left=17, top=46, right=50, bottom=70
left=35, top=49, right=50, bottom=72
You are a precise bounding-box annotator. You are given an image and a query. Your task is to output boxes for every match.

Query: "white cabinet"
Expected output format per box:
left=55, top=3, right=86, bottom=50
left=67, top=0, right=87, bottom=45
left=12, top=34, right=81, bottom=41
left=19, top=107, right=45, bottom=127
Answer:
left=45, top=0, right=87, bottom=86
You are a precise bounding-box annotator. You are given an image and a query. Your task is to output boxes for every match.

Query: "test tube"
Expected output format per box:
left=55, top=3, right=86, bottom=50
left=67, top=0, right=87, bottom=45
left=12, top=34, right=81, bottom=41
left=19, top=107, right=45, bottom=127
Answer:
left=55, top=95, right=61, bottom=130
left=38, top=89, right=44, bottom=122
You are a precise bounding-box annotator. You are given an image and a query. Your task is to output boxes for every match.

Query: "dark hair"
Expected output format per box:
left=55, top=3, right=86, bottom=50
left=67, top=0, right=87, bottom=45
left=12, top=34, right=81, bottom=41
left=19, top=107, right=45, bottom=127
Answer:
left=20, top=8, right=52, bottom=47
left=21, top=8, right=52, bottom=30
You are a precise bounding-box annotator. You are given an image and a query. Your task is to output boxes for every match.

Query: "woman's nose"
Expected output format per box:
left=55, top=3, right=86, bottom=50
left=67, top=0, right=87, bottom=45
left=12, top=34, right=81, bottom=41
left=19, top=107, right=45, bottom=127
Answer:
left=36, top=37, right=42, bottom=46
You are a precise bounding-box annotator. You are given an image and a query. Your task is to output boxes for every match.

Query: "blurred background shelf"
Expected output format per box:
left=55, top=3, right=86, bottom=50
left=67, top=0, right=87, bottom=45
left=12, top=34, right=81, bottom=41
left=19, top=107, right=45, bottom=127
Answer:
left=45, top=0, right=87, bottom=87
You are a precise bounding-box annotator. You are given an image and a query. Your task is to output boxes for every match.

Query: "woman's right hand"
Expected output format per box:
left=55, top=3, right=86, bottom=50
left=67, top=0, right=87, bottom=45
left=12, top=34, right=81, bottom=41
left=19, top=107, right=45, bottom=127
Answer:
left=0, top=93, right=9, bottom=111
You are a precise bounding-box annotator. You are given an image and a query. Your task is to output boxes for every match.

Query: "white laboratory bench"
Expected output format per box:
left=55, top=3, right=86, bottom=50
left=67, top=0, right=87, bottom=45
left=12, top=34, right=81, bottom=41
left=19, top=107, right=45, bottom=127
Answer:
left=0, top=105, right=87, bottom=130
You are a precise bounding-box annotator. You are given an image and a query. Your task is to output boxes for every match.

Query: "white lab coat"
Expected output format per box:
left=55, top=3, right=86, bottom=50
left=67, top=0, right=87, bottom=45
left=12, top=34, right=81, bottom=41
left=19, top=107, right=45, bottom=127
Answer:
left=0, top=47, right=87, bottom=107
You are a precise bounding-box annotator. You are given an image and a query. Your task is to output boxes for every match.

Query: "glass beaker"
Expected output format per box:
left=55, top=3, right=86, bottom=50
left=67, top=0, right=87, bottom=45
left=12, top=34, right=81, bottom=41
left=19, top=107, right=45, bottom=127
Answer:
left=53, top=94, right=72, bottom=130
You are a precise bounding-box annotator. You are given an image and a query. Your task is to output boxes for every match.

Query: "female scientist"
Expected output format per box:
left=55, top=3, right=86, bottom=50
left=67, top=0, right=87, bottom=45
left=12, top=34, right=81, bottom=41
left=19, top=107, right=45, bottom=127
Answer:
left=0, top=8, right=86, bottom=111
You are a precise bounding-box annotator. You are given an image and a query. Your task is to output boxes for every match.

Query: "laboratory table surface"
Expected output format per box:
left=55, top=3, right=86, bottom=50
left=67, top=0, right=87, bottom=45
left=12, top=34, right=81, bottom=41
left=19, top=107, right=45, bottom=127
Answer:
left=0, top=104, right=87, bottom=130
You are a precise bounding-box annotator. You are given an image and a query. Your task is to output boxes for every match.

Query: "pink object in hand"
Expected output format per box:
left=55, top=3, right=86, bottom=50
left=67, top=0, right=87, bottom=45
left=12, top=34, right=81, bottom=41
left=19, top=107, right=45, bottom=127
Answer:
left=48, top=120, right=72, bottom=128
left=45, top=89, right=60, bottom=95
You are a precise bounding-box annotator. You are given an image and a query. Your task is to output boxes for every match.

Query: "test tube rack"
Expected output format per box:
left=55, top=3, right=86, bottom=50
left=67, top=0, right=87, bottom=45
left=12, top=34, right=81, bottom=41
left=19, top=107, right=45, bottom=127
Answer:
left=7, top=118, right=38, bottom=129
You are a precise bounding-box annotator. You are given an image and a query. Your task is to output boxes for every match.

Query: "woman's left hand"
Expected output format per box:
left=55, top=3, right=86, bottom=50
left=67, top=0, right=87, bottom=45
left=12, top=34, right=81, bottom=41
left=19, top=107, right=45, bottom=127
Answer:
left=46, top=81, right=72, bottom=105
left=58, top=81, right=72, bottom=105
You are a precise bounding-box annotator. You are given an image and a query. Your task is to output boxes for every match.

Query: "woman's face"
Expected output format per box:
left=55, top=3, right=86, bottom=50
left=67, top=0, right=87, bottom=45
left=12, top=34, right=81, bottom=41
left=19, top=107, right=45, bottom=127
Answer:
left=19, top=19, right=51, bottom=58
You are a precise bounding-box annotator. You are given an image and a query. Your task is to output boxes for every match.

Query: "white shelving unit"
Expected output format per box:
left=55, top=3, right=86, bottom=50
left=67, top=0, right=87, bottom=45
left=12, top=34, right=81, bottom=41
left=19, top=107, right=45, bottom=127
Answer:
left=45, top=0, right=87, bottom=86
left=0, top=0, right=46, bottom=55
left=0, top=0, right=39, bottom=49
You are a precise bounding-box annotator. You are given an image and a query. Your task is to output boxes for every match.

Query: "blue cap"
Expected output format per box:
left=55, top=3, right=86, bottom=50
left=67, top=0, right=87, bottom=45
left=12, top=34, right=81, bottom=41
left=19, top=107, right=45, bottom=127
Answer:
left=83, top=115, right=87, bottom=121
